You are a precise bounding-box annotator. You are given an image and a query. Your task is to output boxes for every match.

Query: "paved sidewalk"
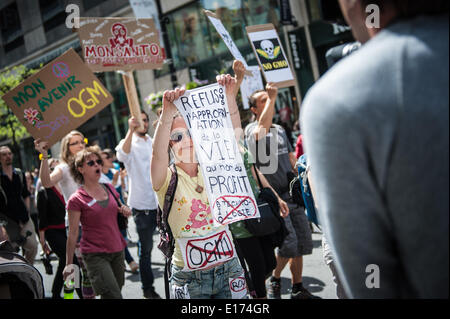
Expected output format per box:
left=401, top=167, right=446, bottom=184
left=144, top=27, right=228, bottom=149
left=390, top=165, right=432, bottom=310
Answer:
left=33, top=217, right=337, bottom=299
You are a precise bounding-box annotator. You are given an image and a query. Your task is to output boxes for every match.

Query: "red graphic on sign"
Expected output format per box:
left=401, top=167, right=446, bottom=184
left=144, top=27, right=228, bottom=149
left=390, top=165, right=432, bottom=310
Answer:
left=213, top=195, right=257, bottom=225
left=185, top=230, right=234, bottom=270
left=109, top=23, right=133, bottom=48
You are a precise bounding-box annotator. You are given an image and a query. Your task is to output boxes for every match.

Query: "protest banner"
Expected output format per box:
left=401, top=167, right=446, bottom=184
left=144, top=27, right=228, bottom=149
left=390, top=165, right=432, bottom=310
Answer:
left=246, top=24, right=295, bottom=88
left=240, top=65, right=264, bottom=110
left=178, top=228, right=236, bottom=271
left=76, top=17, right=164, bottom=72
left=204, top=10, right=252, bottom=76
left=173, top=83, right=259, bottom=227
left=128, top=0, right=165, bottom=55
left=1, top=48, right=113, bottom=147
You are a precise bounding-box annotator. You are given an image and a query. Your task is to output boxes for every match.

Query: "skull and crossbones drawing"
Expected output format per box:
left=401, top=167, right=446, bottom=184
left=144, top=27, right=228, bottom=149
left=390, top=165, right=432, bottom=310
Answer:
left=109, top=23, right=133, bottom=48
left=260, top=40, right=275, bottom=59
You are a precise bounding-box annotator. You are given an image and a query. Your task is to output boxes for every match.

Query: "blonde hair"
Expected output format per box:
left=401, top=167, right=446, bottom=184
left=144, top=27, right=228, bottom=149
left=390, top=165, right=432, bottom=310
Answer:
left=70, top=145, right=101, bottom=185
left=60, top=130, right=85, bottom=164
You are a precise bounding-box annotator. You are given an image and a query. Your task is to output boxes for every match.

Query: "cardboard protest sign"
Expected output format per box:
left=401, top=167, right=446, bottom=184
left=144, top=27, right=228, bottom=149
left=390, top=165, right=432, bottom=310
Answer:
left=240, top=65, right=264, bottom=110
left=246, top=24, right=295, bottom=88
left=1, top=49, right=113, bottom=147
left=173, top=83, right=259, bottom=227
left=178, top=228, right=236, bottom=271
left=204, top=10, right=252, bottom=76
left=76, top=17, right=164, bottom=72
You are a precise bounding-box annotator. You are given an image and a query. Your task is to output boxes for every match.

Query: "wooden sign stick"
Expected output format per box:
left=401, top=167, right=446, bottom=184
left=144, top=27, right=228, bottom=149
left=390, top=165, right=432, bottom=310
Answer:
left=122, top=71, right=144, bottom=131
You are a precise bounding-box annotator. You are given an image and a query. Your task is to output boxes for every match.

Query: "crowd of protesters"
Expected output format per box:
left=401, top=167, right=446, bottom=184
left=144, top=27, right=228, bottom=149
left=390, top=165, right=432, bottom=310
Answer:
left=0, top=0, right=448, bottom=300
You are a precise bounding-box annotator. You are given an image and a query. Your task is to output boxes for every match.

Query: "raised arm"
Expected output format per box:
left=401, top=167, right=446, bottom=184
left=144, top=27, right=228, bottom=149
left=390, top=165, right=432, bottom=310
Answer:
left=253, top=83, right=278, bottom=141
left=34, top=139, right=63, bottom=188
left=151, top=88, right=185, bottom=191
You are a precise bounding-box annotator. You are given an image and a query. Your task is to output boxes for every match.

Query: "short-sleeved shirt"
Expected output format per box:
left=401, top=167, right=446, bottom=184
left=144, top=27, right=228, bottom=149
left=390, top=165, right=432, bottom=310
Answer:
left=154, top=166, right=227, bottom=269
left=245, top=122, right=294, bottom=195
left=66, top=183, right=126, bottom=254
left=116, top=134, right=158, bottom=210
left=0, top=168, right=30, bottom=223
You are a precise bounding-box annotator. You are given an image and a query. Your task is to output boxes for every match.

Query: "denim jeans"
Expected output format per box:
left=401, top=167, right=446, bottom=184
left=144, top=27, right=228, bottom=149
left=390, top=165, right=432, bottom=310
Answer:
left=132, top=208, right=157, bottom=291
left=169, top=257, right=245, bottom=299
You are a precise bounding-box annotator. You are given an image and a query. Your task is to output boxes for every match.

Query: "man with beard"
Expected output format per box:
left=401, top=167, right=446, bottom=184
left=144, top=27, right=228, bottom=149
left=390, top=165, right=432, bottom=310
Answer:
left=0, top=146, right=38, bottom=264
left=116, top=111, right=161, bottom=299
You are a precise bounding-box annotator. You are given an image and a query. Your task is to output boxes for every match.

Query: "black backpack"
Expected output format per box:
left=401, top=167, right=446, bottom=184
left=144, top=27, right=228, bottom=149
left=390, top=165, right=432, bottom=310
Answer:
left=155, top=164, right=178, bottom=299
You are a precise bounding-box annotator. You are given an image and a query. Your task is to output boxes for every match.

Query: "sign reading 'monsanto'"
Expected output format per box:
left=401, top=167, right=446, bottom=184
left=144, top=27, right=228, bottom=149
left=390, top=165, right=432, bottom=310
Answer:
left=75, top=17, right=164, bottom=72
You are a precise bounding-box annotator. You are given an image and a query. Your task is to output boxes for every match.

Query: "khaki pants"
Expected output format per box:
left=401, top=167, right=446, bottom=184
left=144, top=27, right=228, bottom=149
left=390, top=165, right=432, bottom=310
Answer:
left=82, top=250, right=125, bottom=299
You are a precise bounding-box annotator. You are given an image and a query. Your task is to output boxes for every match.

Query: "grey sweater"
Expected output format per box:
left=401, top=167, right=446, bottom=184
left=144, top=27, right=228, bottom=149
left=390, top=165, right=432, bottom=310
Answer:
left=301, top=14, right=449, bottom=298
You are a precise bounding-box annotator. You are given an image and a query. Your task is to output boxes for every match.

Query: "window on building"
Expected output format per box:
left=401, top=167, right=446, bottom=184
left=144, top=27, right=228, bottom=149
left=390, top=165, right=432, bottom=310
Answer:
left=306, top=0, right=323, bottom=22
left=39, top=0, right=66, bottom=33
left=83, top=0, right=108, bottom=11
left=0, top=2, right=24, bottom=53
left=162, top=0, right=280, bottom=74
left=166, top=2, right=213, bottom=69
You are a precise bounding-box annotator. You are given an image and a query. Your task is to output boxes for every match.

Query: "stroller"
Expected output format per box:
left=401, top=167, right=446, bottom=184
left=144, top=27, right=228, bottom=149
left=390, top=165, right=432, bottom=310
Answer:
left=0, top=239, right=44, bottom=299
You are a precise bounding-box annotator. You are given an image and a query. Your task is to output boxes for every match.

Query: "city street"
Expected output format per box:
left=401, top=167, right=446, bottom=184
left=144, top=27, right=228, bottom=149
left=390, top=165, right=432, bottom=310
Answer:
left=33, top=216, right=337, bottom=299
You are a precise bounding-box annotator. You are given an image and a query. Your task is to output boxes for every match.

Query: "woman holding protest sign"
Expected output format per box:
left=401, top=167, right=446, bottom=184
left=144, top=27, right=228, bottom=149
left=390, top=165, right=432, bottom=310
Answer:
left=63, top=146, right=131, bottom=299
left=216, top=61, right=290, bottom=299
left=34, top=130, right=94, bottom=298
left=151, top=85, right=246, bottom=299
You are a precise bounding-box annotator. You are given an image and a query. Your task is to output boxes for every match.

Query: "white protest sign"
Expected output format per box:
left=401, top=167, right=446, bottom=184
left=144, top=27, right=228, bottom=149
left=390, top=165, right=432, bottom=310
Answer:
left=177, top=228, right=236, bottom=271
left=173, top=83, right=259, bottom=227
left=128, top=0, right=165, bottom=53
left=246, top=24, right=295, bottom=88
left=204, top=10, right=251, bottom=75
left=240, top=65, right=264, bottom=110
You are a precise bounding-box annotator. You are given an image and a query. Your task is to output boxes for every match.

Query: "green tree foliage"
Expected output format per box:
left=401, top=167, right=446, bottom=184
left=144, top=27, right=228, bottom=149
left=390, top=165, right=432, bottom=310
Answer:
left=0, top=64, right=41, bottom=168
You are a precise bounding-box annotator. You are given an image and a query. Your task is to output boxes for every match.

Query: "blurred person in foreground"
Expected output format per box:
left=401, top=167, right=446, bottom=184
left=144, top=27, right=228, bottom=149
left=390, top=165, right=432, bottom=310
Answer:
left=301, top=0, right=449, bottom=298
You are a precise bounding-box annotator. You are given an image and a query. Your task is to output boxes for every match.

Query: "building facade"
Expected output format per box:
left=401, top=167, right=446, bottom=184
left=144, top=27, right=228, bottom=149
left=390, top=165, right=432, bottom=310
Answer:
left=0, top=0, right=353, bottom=170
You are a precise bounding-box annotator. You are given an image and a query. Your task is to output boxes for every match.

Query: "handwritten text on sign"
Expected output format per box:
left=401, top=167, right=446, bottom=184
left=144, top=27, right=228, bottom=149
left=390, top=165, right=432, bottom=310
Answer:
left=174, top=83, right=259, bottom=226
left=178, top=229, right=235, bottom=271
left=1, top=49, right=113, bottom=147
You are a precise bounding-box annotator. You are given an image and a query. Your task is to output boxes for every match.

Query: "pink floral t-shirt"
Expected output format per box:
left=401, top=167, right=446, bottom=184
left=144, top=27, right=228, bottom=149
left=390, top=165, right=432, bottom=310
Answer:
left=67, top=183, right=126, bottom=254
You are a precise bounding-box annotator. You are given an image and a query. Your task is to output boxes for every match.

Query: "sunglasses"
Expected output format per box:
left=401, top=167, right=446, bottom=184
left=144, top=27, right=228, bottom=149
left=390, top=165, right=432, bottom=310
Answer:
left=170, top=129, right=191, bottom=143
left=69, top=140, right=86, bottom=147
left=86, top=159, right=103, bottom=167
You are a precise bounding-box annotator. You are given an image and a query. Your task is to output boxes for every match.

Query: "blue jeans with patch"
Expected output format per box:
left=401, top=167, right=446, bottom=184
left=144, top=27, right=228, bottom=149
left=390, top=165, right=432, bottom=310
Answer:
left=169, top=257, right=245, bottom=299
left=132, top=208, right=157, bottom=292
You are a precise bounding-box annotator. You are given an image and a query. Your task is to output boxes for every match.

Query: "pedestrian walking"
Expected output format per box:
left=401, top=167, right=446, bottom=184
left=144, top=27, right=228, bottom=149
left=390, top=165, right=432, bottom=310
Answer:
left=34, top=130, right=96, bottom=298
left=245, top=84, right=318, bottom=299
left=0, top=146, right=38, bottom=265
left=64, top=146, right=131, bottom=299
left=151, top=86, right=245, bottom=299
left=115, top=111, right=161, bottom=299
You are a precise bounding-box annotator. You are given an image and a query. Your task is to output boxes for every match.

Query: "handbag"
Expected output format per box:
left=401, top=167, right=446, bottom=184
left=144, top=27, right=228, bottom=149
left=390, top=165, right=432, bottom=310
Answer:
left=104, top=183, right=128, bottom=230
left=244, top=165, right=281, bottom=237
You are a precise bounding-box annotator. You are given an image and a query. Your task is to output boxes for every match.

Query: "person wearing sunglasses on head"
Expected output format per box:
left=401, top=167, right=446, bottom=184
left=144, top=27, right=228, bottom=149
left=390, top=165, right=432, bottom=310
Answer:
left=152, top=80, right=248, bottom=299
left=64, top=146, right=131, bottom=299
left=34, top=130, right=95, bottom=299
